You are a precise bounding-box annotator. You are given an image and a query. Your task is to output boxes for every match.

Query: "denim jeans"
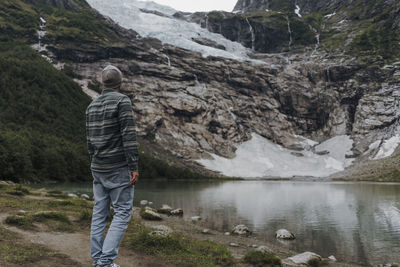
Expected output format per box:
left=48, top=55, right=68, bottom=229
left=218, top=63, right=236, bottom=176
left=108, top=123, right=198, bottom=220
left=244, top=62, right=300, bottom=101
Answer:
left=90, top=166, right=134, bottom=266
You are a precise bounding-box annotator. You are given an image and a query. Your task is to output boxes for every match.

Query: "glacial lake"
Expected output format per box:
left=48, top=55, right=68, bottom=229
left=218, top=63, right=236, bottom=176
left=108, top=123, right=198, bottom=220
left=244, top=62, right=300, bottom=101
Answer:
left=35, top=180, right=400, bottom=265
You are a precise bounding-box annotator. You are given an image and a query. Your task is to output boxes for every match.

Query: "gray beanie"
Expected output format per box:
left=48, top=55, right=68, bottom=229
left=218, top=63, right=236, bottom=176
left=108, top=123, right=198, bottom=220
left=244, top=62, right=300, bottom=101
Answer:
left=102, top=65, right=122, bottom=89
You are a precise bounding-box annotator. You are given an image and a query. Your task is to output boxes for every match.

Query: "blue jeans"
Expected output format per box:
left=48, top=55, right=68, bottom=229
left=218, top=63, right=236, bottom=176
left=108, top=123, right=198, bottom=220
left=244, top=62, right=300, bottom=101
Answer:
left=90, top=166, right=134, bottom=266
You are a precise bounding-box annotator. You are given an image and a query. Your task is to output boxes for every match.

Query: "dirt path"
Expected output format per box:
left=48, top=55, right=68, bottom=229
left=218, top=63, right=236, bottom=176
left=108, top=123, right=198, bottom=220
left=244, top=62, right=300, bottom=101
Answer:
left=0, top=214, right=167, bottom=267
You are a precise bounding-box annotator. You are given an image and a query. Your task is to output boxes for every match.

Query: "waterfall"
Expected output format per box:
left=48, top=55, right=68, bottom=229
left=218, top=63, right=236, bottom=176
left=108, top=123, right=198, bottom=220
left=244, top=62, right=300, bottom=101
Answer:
left=38, top=17, right=47, bottom=52
left=205, top=14, right=209, bottom=30
left=285, top=16, right=293, bottom=51
left=164, top=54, right=171, bottom=67
left=194, top=74, right=200, bottom=86
left=309, top=25, right=320, bottom=56
left=325, top=66, right=331, bottom=88
left=245, top=18, right=256, bottom=51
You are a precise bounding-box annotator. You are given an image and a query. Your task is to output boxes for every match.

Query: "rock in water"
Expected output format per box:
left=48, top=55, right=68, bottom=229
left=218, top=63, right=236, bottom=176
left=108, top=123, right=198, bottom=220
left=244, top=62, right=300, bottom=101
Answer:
left=287, top=252, right=322, bottom=265
left=202, top=229, right=211, bottom=234
left=171, top=208, right=183, bottom=216
left=275, top=229, right=295, bottom=240
left=232, top=224, right=252, bottom=236
left=190, top=216, right=201, bottom=222
left=158, top=204, right=173, bottom=214
left=328, top=255, right=337, bottom=261
left=140, top=200, right=148, bottom=205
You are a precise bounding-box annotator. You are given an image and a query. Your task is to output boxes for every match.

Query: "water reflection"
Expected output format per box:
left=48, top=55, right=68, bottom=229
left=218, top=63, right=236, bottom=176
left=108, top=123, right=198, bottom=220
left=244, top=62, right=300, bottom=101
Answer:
left=37, top=180, right=400, bottom=265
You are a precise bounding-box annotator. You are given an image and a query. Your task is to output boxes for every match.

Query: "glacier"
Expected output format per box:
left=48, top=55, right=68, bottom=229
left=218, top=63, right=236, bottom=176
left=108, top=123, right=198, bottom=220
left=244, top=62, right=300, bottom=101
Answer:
left=86, top=0, right=255, bottom=61
left=197, top=133, right=354, bottom=178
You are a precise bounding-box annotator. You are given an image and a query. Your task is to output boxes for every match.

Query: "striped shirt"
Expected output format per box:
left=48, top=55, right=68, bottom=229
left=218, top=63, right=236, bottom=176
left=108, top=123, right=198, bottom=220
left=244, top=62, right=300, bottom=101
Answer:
left=86, top=89, right=138, bottom=172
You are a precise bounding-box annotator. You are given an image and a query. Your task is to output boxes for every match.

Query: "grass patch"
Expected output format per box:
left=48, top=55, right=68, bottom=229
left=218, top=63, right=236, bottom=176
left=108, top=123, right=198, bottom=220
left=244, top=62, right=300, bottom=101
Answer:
left=307, top=258, right=328, bottom=267
left=6, top=184, right=30, bottom=196
left=46, top=189, right=69, bottom=198
left=5, top=211, right=73, bottom=232
left=124, top=221, right=234, bottom=267
left=243, top=250, right=282, bottom=267
left=78, top=208, right=92, bottom=223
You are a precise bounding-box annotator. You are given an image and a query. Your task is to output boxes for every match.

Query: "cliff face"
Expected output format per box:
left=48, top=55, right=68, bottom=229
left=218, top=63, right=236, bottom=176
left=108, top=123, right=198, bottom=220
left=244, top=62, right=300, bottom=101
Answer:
left=15, top=0, right=400, bottom=177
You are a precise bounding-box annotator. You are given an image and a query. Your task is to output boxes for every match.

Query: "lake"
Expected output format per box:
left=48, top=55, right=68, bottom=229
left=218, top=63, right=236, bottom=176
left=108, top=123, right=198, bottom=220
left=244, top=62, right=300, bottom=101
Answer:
left=36, top=180, right=400, bottom=265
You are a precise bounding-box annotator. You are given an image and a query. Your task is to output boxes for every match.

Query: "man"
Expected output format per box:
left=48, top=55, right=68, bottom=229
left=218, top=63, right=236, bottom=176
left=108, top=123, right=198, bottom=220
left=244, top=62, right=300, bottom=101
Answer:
left=86, top=65, right=139, bottom=267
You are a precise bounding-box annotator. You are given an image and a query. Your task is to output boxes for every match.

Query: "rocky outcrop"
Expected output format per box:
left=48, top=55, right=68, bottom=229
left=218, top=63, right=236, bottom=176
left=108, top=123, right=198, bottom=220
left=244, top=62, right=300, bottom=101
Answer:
left=38, top=0, right=400, bottom=177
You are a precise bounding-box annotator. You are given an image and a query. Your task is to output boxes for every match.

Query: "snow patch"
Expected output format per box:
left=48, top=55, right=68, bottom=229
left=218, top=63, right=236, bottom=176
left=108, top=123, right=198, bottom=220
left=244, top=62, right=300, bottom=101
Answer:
left=324, top=12, right=336, bottom=19
left=197, top=133, right=354, bottom=178
left=373, top=135, right=400, bottom=160
left=86, top=0, right=259, bottom=62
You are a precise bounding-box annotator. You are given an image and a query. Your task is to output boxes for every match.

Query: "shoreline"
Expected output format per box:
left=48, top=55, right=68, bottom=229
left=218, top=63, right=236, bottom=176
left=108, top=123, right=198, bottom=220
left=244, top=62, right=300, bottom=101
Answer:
left=0, top=182, right=369, bottom=267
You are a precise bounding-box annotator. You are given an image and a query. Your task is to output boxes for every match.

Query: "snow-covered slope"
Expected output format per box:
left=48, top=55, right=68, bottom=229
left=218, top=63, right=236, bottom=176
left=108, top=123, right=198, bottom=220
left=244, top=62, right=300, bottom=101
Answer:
left=197, top=134, right=354, bottom=178
left=86, top=0, right=253, bottom=61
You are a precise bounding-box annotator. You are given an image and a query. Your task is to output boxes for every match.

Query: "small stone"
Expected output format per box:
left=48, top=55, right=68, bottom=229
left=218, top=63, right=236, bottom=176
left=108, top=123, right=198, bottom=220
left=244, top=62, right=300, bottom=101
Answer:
left=328, top=255, right=337, bottom=261
left=315, top=150, right=330, bottom=155
left=158, top=204, right=173, bottom=214
left=140, top=208, right=162, bottom=221
left=191, top=216, right=201, bottom=222
left=68, top=193, right=78, bottom=198
left=140, top=200, right=148, bottom=205
left=149, top=230, right=169, bottom=237
left=275, top=229, right=295, bottom=240
left=229, top=243, right=239, bottom=247
left=256, top=246, right=272, bottom=253
left=171, top=208, right=184, bottom=216
left=291, top=152, right=304, bottom=157
left=80, top=194, right=90, bottom=200
left=202, top=229, right=211, bottom=234
left=151, top=225, right=173, bottom=234
left=252, top=244, right=258, bottom=248
left=0, top=181, right=9, bottom=186
left=148, top=202, right=153, bottom=205
left=17, top=210, right=26, bottom=216
left=287, top=252, right=322, bottom=265
left=145, top=206, right=157, bottom=212
left=224, top=232, right=230, bottom=236
left=232, top=224, right=251, bottom=236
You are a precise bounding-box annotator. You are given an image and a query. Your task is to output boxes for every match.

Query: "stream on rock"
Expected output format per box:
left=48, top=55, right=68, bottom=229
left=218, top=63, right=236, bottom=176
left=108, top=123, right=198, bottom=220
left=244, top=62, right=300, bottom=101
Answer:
left=33, top=180, right=400, bottom=265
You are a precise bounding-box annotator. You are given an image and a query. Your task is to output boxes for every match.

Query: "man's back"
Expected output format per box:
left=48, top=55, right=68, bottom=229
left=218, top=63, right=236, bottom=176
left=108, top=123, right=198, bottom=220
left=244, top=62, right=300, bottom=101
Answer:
left=86, top=88, right=138, bottom=173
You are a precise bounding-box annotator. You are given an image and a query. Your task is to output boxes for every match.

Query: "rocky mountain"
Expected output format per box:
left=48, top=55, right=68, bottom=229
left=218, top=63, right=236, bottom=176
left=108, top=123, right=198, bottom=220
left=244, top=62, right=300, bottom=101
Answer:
left=4, top=0, right=400, bottom=179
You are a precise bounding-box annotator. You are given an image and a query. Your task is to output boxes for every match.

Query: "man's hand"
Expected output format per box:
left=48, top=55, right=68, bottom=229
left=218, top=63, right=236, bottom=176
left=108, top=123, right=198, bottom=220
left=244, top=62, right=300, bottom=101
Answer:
left=130, top=171, right=139, bottom=185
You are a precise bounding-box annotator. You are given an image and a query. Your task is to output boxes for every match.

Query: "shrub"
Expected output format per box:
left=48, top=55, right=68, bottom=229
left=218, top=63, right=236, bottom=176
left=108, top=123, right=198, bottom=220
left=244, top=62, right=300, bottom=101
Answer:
left=243, top=250, right=282, bottom=267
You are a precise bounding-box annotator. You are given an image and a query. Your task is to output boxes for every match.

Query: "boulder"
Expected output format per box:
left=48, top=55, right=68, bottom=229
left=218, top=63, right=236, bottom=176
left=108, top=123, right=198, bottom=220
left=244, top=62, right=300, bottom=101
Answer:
left=171, top=208, right=183, bottom=216
left=158, top=204, right=173, bottom=214
left=232, top=224, right=252, bottom=236
left=275, top=229, right=295, bottom=240
left=287, top=252, right=322, bottom=265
